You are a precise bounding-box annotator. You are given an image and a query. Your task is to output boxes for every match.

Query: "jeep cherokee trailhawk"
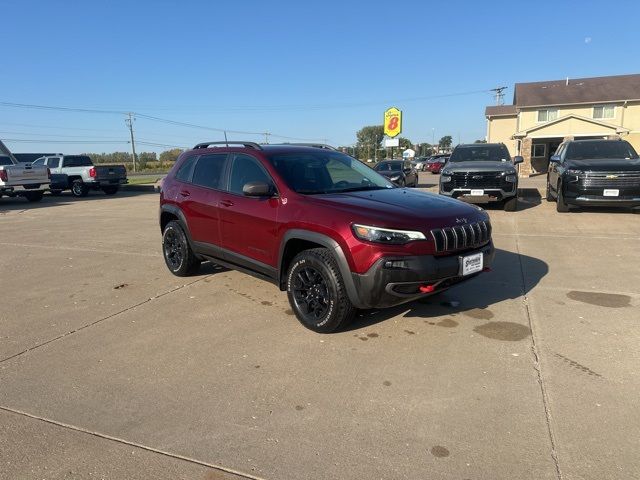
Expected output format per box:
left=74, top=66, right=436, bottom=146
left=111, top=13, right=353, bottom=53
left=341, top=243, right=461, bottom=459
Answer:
left=160, top=142, right=494, bottom=332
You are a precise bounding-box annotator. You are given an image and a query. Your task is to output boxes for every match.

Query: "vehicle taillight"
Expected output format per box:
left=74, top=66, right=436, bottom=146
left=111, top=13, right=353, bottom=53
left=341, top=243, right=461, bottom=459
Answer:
left=89, top=167, right=96, bottom=178
left=0, top=169, right=7, bottom=182
left=47, top=168, right=51, bottom=179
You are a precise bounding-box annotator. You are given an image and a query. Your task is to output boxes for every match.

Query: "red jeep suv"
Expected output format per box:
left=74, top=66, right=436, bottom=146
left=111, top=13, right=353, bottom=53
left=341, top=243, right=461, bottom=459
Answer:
left=160, top=142, right=494, bottom=332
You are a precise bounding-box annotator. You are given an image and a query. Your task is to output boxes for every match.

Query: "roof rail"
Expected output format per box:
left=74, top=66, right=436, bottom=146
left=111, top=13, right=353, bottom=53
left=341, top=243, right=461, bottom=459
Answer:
left=275, top=143, right=337, bottom=151
left=193, top=141, right=262, bottom=150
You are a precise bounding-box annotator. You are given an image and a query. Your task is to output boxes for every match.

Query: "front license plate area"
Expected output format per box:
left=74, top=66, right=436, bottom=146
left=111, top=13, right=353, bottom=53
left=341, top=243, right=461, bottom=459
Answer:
left=460, top=253, right=483, bottom=276
left=470, top=189, right=484, bottom=196
left=603, top=189, right=619, bottom=197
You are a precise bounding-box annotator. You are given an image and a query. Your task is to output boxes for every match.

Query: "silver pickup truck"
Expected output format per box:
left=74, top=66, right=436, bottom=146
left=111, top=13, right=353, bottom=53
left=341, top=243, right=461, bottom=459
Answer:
left=0, top=141, right=50, bottom=202
left=33, top=155, right=128, bottom=197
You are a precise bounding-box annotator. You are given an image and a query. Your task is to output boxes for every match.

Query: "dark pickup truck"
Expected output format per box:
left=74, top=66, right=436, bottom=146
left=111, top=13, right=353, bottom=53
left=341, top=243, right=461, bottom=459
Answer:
left=439, top=143, right=523, bottom=211
left=546, top=139, right=640, bottom=213
left=33, top=155, right=128, bottom=197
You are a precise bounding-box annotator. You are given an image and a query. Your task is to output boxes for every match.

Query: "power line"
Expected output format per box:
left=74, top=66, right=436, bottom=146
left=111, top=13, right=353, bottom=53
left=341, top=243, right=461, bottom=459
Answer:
left=2, top=139, right=127, bottom=144
left=0, top=130, right=124, bottom=139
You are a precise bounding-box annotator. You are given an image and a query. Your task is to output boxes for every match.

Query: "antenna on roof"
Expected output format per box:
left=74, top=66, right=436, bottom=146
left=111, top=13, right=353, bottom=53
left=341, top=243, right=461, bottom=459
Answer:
left=490, top=86, right=508, bottom=105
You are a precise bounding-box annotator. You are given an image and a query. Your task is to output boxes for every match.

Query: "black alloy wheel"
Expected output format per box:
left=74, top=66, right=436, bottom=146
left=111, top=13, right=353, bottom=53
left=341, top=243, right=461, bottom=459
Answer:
left=286, top=248, right=355, bottom=333
left=162, top=220, right=200, bottom=276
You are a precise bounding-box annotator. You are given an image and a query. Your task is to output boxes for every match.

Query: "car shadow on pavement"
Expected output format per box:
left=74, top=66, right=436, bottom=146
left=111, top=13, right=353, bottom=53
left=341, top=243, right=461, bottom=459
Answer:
left=345, top=248, right=548, bottom=331
left=0, top=190, right=156, bottom=212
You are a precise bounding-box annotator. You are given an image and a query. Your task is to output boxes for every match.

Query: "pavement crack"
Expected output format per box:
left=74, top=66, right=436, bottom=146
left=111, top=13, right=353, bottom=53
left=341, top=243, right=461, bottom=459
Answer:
left=515, top=235, right=564, bottom=480
left=0, top=405, right=264, bottom=480
left=0, top=276, right=210, bottom=364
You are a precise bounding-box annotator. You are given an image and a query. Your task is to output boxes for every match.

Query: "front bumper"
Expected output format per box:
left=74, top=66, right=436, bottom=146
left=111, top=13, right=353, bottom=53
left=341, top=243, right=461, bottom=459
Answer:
left=439, top=187, right=516, bottom=203
left=349, top=242, right=495, bottom=309
left=564, top=182, right=640, bottom=207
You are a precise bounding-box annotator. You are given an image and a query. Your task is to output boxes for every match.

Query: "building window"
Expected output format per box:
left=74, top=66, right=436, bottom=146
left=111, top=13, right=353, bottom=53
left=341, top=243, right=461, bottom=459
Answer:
left=532, top=144, right=546, bottom=158
left=537, top=109, right=558, bottom=122
left=593, top=104, right=615, bottom=119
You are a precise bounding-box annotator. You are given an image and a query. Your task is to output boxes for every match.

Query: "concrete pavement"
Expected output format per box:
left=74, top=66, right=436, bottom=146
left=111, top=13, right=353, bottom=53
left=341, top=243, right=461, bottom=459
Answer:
left=1, top=181, right=638, bottom=480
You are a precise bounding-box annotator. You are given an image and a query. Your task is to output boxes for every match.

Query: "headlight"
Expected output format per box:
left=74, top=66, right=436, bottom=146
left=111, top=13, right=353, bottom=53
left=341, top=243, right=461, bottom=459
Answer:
left=566, top=169, right=583, bottom=176
left=505, top=174, right=517, bottom=182
left=441, top=170, right=452, bottom=176
left=440, top=175, right=451, bottom=183
left=352, top=224, right=426, bottom=245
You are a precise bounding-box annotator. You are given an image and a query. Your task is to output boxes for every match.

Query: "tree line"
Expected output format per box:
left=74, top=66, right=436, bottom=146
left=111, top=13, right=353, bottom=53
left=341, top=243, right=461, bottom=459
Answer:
left=82, top=148, right=184, bottom=171
left=342, top=125, right=484, bottom=161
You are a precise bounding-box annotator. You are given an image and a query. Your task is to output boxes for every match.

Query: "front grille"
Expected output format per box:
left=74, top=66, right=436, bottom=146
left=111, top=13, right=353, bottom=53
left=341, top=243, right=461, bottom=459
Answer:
left=579, top=172, right=640, bottom=188
left=450, top=172, right=506, bottom=189
left=430, top=220, right=491, bottom=253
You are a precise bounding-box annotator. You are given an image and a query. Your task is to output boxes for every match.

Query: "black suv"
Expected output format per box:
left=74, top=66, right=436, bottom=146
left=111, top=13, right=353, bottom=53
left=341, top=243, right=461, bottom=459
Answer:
left=439, top=143, right=523, bottom=211
left=546, top=139, right=640, bottom=212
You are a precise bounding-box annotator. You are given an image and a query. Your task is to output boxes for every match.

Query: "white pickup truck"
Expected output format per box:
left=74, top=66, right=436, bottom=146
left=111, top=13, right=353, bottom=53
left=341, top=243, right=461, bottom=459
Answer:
left=33, top=155, right=128, bottom=197
left=0, top=141, right=50, bottom=202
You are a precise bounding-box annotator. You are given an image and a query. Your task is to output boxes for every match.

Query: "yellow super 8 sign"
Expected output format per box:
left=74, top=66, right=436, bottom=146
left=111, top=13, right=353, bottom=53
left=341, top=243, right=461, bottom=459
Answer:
left=384, top=107, right=402, bottom=138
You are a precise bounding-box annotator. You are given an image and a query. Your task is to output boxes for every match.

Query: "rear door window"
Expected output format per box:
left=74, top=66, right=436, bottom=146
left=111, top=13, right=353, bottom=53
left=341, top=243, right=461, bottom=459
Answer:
left=47, top=158, right=60, bottom=168
left=63, top=156, right=93, bottom=167
left=191, top=154, right=227, bottom=189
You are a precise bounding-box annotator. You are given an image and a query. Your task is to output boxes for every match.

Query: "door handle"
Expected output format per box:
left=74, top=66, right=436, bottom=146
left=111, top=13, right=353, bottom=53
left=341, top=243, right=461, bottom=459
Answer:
left=220, top=199, right=234, bottom=207
left=179, top=190, right=190, bottom=197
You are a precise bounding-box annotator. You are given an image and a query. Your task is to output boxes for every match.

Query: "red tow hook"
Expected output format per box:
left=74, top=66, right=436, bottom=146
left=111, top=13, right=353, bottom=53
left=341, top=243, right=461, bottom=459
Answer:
left=419, top=284, right=436, bottom=293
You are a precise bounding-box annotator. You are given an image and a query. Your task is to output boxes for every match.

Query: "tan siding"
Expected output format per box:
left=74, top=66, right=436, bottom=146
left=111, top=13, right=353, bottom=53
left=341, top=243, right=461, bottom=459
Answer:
left=487, top=116, right=517, bottom=157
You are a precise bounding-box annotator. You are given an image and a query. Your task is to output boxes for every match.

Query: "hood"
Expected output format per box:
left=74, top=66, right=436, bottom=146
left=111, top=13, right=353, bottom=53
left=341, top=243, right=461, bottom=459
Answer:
left=564, top=158, right=640, bottom=172
left=443, top=160, right=516, bottom=173
left=306, top=188, right=488, bottom=230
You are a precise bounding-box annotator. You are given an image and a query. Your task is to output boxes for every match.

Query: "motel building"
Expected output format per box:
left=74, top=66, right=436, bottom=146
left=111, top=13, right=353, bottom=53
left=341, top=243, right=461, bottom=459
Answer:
left=485, top=73, right=640, bottom=176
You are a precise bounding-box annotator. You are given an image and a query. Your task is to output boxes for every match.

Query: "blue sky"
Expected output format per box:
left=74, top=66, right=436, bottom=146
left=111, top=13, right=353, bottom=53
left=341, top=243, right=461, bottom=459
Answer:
left=1, top=0, right=639, bottom=154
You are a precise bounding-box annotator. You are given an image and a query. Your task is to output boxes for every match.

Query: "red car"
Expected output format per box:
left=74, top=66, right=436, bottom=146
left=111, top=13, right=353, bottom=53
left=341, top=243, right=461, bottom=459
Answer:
left=160, top=142, right=494, bottom=332
left=425, top=155, right=449, bottom=174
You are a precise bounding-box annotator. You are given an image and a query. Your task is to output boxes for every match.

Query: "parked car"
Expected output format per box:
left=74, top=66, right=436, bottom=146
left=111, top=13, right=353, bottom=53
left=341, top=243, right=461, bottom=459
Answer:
left=412, top=157, right=429, bottom=171
left=426, top=155, right=449, bottom=174
left=0, top=141, right=50, bottom=202
left=546, top=139, right=640, bottom=213
left=439, top=143, right=522, bottom=211
left=373, top=160, right=419, bottom=187
left=160, top=142, right=494, bottom=333
left=32, top=155, right=127, bottom=197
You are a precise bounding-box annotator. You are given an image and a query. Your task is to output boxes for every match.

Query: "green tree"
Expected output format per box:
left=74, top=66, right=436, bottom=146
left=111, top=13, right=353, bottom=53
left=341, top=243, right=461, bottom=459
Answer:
left=415, top=143, right=433, bottom=156
left=397, top=137, right=413, bottom=150
left=474, top=139, right=487, bottom=143
left=356, top=125, right=384, bottom=157
left=138, top=152, right=157, bottom=169
left=159, top=148, right=184, bottom=166
left=439, top=135, right=453, bottom=150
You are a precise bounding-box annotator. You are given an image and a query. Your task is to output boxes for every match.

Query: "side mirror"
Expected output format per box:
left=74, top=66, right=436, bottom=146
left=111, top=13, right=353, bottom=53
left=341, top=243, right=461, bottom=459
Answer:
left=513, top=156, right=524, bottom=164
left=243, top=181, right=273, bottom=197
left=549, top=155, right=561, bottom=164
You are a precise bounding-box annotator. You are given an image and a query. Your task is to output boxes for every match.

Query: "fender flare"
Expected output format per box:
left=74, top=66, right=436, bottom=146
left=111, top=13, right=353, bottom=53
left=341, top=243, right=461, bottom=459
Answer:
left=278, top=229, right=363, bottom=309
left=160, top=204, right=196, bottom=249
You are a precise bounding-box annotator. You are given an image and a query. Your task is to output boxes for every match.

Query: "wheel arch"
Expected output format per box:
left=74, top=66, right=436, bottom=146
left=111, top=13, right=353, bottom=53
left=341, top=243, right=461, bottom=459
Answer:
left=278, top=229, right=363, bottom=308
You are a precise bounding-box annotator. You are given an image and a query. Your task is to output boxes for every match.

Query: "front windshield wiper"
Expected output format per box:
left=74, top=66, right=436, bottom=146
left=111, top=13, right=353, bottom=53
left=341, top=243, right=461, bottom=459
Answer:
left=336, top=186, right=389, bottom=193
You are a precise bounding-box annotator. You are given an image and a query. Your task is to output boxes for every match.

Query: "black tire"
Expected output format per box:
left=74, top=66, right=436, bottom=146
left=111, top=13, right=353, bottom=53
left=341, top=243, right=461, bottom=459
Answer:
left=545, top=177, right=554, bottom=202
left=556, top=182, right=570, bottom=213
left=286, top=248, right=355, bottom=333
left=503, top=196, right=518, bottom=211
left=162, top=220, right=200, bottom=276
left=50, top=189, right=63, bottom=196
left=71, top=180, right=89, bottom=197
left=24, top=191, right=44, bottom=202
left=102, top=186, right=119, bottom=195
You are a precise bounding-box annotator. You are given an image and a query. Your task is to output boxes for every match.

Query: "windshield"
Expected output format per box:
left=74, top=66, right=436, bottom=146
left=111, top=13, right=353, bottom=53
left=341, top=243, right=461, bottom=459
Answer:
left=0, top=155, right=13, bottom=166
left=268, top=151, right=394, bottom=194
left=449, top=145, right=511, bottom=163
left=565, top=141, right=639, bottom=160
left=374, top=161, right=402, bottom=172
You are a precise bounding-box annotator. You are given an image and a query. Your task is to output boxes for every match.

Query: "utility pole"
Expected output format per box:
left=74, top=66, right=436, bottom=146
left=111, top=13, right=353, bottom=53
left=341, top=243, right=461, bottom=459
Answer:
left=125, top=112, right=137, bottom=173
left=264, top=132, right=270, bottom=144
left=490, top=86, right=508, bottom=106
